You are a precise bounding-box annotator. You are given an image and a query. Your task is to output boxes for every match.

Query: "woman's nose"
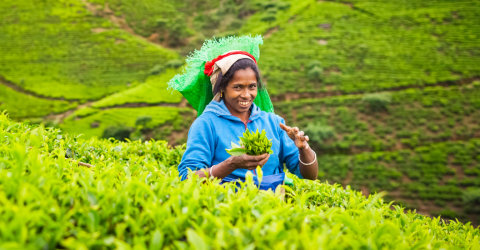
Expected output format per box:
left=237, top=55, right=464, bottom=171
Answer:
left=240, top=88, right=251, bottom=98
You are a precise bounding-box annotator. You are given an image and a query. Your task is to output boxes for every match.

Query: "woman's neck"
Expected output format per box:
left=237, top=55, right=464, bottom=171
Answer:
left=224, top=102, right=251, bottom=123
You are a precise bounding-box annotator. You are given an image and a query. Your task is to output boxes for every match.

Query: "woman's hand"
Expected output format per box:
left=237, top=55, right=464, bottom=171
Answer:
left=229, top=153, right=270, bottom=170
left=279, top=122, right=318, bottom=180
left=195, top=153, right=269, bottom=179
left=279, top=123, right=310, bottom=149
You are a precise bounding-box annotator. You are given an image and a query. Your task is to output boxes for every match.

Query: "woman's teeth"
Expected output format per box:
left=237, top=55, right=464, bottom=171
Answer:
left=239, top=101, right=249, bottom=106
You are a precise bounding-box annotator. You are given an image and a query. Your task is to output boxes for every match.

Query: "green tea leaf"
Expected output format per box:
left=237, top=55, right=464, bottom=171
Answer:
left=227, top=129, right=273, bottom=156
left=186, top=229, right=207, bottom=250
left=226, top=147, right=247, bottom=156
left=149, top=229, right=164, bottom=250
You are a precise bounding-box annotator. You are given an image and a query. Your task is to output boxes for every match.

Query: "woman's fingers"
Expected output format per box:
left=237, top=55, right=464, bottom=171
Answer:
left=297, top=131, right=305, bottom=140
left=235, top=153, right=273, bottom=170
left=248, top=153, right=269, bottom=161
left=280, top=123, right=302, bottom=141
left=279, top=123, right=290, bottom=132
left=279, top=122, right=310, bottom=148
left=280, top=123, right=294, bottom=135
left=243, top=154, right=270, bottom=168
left=254, top=154, right=270, bottom=166
left=249, top=156, right=270, bottom=169
left=293, top=130, right=310, bottom=149
left=258, top=154, right=270, bottom=166
left=233, top=153, right=272, bottom=170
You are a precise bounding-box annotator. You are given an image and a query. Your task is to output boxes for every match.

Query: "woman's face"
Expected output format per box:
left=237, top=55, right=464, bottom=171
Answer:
left=223, top=67, right=258, bottom=116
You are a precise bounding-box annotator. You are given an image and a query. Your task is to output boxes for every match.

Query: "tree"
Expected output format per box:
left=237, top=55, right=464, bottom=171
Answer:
left=362, top=92, right=391, bottom=112
left=306, top=60, right=323, bottom=81
left=305, top=122, right=335, bottom=144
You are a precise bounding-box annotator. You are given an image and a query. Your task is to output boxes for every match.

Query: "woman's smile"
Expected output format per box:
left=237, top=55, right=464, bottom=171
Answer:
left=238, top=101, right=250, bottom=107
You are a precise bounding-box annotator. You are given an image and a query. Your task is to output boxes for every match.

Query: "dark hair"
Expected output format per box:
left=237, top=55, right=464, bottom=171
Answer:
left=212, top=58, right=264, bottom=97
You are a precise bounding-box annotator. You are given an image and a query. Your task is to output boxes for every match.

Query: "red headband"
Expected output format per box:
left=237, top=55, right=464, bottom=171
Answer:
left=204, top=51, right=257, bottom=77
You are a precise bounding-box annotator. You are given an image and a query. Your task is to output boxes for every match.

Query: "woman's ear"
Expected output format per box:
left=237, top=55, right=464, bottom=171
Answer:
left=218, top=87, right=225, bottom=99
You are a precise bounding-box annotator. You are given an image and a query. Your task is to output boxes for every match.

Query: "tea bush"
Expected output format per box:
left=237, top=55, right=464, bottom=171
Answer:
left=304, top=122, right=335, bottom=144
left=102, top=124, right=133, bottom=141
left=1, top=112, right=480, bottom=249
left=362, top=92, right=392, bottom=112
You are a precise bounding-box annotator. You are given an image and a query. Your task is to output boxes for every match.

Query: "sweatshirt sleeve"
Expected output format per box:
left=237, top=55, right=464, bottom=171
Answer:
left=277, top=117, right=304, bottom=179
left=178, top=117, right=215, bottom=180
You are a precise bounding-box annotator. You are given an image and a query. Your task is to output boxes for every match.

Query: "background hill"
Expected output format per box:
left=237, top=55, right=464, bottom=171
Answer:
left=1, top=0, right=480, bottom=224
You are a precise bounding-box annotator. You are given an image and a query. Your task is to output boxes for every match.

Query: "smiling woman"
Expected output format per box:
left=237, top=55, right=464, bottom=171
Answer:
left=168, top=36, right=318, bottom=190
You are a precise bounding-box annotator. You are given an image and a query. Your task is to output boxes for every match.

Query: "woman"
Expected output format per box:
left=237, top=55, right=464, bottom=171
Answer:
left=168, top=35, right=318, bottom=190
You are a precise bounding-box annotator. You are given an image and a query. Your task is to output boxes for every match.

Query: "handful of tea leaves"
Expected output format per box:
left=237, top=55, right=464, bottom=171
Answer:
left=226, top=129, right=273, bottom=156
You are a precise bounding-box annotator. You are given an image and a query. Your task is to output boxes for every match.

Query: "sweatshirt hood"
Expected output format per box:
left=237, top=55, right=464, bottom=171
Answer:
left=203, top=99, right=262, bottom=122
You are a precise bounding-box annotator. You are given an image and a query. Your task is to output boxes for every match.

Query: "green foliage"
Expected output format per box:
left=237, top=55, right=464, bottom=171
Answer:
left=71, top=107, right=99, bottom=118
left=276, top=85, right=480, bottom=154
left=0, top=0, right=178, bottom=100
left=1, top=113, right=480, bottom=249
left=432, top=210, right=458, bottom=220
left=244, top=0, right=480, bottom=95
left=61, top=107, right=189, bottom=139
left=2, top=0, right=480, bottom=228
left=102, top=124, right=133, bottom=141
left=0, top=85, right=77, bottom=119
left=306, top=60, right=323, bottom=81
left=135, top=115, right=152, bottom=127
left=88, top=0, right=271, bottom=50
left=316, top=138, right=480, bottom=221
left=362, top=92, right=392, bottom=112
left=463, top=188, right=480, bottom=205
left=226, top=129, right=273, bottom=156
left=129, top=115, right=156, bottom=141
left=91, top=69, right=183, bottom=109
left=165, top=59, right=185, bottom=69
left=305, top=122, right=335, bottom=144
left=149, top=64, right=166, bottom=75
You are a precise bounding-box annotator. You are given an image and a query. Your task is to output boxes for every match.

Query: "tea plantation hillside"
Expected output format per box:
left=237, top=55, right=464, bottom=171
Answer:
left=1, top=113, right=480, bottom=249
left=0, top=0, right=181, bottom=101
left=1, top=0, right=480, bottom=225
left=275, top=83, right=480, bottom=223
left=243, top=0, right=480, bottom=95
left=84, top=0, right=283, bottom=52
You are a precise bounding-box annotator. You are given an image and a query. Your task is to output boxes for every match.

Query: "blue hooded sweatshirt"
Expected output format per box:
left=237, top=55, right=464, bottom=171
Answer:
left=178, top=100, right=303, bottom=188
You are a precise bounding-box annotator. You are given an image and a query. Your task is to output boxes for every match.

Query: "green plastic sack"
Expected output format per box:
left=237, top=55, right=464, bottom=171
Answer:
left=167, top=35, right=274, bottom=116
